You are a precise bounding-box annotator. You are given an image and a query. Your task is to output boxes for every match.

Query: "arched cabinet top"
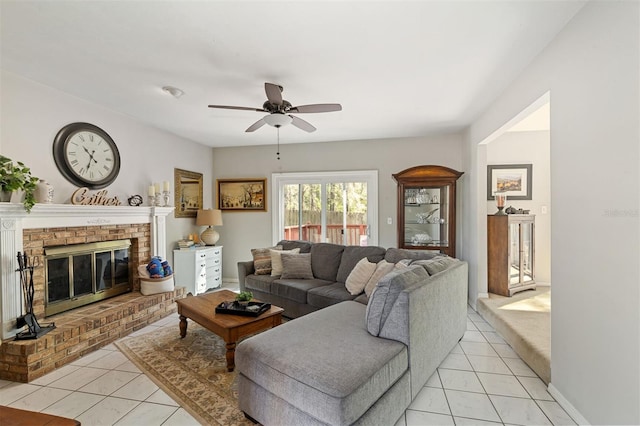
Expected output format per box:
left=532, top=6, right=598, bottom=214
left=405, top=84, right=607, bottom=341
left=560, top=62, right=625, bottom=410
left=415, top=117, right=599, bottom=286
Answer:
left=392, top=165, right=463, bottom=182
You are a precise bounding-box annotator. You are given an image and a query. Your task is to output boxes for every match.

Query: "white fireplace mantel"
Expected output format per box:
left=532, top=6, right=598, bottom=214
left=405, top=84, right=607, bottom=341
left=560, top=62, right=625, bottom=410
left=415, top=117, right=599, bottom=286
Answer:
left=0, top=203, right=173, bottom=339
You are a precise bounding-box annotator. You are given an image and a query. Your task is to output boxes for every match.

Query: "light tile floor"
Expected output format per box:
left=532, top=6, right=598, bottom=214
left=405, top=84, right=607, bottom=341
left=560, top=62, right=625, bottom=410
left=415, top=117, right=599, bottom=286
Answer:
left=0, top=306, right=576, bottom=426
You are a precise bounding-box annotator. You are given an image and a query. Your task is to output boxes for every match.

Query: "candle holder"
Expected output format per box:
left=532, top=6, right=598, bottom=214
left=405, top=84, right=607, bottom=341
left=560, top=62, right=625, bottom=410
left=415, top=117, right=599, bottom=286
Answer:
left=155, top=193, right=163, bottom=207
left=148, top=196, right=157, bottom=207
left=163, top=190, right=171, bottom=207
left=494, top=191, right=507, bottom=215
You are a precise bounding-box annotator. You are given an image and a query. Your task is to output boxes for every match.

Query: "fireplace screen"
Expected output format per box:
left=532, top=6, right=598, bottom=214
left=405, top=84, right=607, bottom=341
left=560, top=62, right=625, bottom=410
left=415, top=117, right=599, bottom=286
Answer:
left=45, top=240, right=132, bottom=316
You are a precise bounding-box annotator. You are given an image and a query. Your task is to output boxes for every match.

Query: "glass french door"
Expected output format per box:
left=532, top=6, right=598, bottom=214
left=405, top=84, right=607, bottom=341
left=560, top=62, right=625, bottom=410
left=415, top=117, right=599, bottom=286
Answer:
left=274, top=171, right=378, bottom=246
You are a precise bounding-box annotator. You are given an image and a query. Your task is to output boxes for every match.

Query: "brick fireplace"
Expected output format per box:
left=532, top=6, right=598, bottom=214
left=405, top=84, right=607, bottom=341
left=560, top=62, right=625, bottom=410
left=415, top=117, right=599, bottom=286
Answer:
left=0, top=204, right=183, bottom=382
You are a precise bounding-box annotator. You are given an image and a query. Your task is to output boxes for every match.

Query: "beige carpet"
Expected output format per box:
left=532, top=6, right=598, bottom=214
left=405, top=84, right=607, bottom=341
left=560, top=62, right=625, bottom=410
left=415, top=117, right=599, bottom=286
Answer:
left=477, top=286, right=551, bottom=384
left=115, top=323, right=253, bottom=426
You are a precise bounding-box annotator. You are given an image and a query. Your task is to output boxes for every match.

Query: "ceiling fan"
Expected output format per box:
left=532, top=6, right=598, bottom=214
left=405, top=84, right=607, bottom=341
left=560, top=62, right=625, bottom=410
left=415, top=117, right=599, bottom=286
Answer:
left=208, top=82, right=342, bottom=133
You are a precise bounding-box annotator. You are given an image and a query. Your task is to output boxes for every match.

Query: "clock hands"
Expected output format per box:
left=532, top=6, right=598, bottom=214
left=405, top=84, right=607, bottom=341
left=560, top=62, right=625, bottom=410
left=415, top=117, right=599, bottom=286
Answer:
left=82, top=146, right=98, bottom=172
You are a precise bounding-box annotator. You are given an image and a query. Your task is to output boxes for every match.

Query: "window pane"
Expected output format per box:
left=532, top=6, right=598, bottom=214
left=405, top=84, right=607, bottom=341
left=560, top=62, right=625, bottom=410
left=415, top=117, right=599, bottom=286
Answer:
left=346, top=182, right=368, bottom=246
left=301, top=184, right=322, bottom=242
left=283, top=184, right=300, bottom=241
left=326, top=183, right=344, bottom=244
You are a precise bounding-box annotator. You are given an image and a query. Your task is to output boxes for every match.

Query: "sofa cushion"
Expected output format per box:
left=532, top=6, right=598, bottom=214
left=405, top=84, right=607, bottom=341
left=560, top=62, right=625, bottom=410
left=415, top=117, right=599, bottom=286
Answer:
left=345, top=257, right=377, bottom=295
left=310, top=243, right=345, bottom=281
left=272, top=278, right=333, bottom=304
left=336, top=245, right=387, bottom=283
left=244, top=273, right=279, bottom=294
left=236, top=301, right=408, bottom=425
left=270, top=248, right=300, bottom=277
left=251, top=245, right=282, bottom=275
left=276, top=240, right=313, bottom=253
left=280, top=253, right=314, bottom=279
left=384, top=248, right=441, bottom=264
left=412, top=256, right=459, bottom=275
left=307, top=282, right=358, bottom=309
left=366, top=265, right=429, bottom=338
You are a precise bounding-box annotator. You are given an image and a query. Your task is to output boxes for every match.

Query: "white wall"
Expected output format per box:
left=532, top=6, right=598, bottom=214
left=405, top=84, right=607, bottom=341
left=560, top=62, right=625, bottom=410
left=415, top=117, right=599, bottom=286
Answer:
left=0, top=71, right=214, bottom=261
left=464, top=2, right=639, bottom=424
left=487, top=130, right=551, bottom=283
left=212, top=134, right=464, bottom=280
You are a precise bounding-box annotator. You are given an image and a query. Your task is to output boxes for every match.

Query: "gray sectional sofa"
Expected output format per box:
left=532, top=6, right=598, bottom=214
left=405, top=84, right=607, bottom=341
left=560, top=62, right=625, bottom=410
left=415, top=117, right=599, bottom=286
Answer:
left=238, top=239, right=448, bottom=318
left=235, top=240, right=469, bottom=425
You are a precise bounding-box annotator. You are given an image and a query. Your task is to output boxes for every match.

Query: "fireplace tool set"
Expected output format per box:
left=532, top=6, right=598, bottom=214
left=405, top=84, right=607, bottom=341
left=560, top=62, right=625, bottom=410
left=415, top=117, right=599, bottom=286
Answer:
left=15, top=252, right=55, bottom=340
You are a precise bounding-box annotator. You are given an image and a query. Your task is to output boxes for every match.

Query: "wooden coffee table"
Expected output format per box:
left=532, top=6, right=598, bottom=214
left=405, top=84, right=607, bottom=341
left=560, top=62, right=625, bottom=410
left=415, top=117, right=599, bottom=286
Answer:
left=175, top=289, right=283, bottom=372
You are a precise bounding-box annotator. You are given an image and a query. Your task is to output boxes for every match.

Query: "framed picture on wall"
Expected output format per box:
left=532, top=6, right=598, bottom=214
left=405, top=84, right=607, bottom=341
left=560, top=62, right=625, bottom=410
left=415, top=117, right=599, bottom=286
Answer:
left=174, top=168, right=203, bottom=218
left=487, top=164, right=533, bottom=200
left=217, top=178, right=267, bottom=212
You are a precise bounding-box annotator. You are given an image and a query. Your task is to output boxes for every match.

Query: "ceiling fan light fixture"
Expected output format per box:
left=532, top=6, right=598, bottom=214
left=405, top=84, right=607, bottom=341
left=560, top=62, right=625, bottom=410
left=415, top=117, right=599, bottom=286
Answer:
left=162, top=86, right=184, bottom=99
left=263, top=113, right=292, bottom=128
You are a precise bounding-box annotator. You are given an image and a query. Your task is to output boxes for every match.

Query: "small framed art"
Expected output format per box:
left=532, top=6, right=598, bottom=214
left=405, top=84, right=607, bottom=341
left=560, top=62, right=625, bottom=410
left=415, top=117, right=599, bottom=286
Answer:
left=217, top=178, right=267, bottom=212
left=487, top=164, right=533, bottom=200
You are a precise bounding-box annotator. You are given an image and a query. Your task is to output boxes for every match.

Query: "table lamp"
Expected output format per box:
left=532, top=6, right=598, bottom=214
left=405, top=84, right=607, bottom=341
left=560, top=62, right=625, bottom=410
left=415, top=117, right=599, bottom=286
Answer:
left=196, top=209, right=223, bottom=245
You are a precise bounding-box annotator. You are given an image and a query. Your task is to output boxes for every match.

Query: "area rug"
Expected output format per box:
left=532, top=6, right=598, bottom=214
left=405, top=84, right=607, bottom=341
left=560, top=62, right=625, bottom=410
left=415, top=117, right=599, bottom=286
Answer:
left=115, top=324, right=253, bottom=426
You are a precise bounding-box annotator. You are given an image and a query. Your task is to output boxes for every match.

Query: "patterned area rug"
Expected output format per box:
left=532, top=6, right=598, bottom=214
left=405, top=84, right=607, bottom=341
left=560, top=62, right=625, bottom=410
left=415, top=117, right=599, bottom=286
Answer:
left=115, top=323, right=253, bottom=425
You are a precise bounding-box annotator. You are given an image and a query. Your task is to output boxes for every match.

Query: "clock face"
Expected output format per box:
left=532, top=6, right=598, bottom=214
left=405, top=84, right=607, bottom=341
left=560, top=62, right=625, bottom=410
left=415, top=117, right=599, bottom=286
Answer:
left=53, top=123, right=121, bottom=189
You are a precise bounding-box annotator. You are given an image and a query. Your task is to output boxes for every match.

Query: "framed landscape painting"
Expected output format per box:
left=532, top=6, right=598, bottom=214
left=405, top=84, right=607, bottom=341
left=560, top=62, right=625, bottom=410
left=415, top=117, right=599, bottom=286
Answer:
left=217, top=178, right=267, bottom=211
left=174, top=168, right=203, bottom=218
left=487, top=164, right=533, bottom=200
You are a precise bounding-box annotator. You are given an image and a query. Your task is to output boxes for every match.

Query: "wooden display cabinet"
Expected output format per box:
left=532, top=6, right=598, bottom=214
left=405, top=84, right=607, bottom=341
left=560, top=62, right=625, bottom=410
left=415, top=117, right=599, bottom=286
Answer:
left=392, top=165, right=463, bottom=257
left=487, top=214, right=536, bottom=296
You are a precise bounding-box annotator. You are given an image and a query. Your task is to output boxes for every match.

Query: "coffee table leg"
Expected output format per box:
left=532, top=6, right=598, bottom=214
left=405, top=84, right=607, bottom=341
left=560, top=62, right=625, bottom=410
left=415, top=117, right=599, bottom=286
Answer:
left=225, top=341, right=236, bottom=372
left=179, top=315, right=187, bottom=338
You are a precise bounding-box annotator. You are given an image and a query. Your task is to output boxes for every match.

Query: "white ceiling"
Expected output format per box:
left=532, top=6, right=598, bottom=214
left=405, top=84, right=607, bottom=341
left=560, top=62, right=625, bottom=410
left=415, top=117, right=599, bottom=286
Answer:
left=1, top=1, right=583, bottom=148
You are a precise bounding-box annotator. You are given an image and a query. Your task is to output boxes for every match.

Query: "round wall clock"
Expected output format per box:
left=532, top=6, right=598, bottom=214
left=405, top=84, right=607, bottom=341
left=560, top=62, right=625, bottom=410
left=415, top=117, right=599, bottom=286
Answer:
left=53, top=122, right=121, bottom=189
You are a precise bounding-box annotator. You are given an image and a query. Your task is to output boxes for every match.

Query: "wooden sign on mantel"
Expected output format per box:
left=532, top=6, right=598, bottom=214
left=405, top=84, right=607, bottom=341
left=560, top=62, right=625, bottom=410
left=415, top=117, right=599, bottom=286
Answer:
left=71, top=187, right=122, bottom=206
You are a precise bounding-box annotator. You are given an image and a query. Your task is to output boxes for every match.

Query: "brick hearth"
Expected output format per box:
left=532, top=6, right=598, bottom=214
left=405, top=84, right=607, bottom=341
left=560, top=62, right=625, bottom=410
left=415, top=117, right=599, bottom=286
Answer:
left=0, top=219, right=182, bottom=383
left=0, top=288, right=184, bottom=382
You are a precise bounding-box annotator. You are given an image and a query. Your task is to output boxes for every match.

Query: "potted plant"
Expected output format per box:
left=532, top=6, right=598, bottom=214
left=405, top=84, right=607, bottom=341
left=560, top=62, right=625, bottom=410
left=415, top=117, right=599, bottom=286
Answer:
left=235, top=291, right=253, bottom=307
left=0, top=155, right=39, bottom=213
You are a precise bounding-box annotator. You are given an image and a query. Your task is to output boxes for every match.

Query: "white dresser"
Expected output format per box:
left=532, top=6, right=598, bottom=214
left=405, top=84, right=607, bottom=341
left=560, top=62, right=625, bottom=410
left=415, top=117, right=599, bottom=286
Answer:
left=173, top=246, right=223, bottom=295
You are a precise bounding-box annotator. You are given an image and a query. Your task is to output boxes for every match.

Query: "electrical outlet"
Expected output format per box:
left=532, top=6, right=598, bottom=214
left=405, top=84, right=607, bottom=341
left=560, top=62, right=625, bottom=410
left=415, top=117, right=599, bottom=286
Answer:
left=387, top=217, right=393, bottom=225
left=541, top=206, right=548, bottom=214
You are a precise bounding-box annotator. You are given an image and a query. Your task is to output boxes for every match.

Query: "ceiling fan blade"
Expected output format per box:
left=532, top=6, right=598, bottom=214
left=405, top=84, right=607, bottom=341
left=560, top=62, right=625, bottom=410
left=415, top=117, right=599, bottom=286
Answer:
left=290, top=115, right=317, bottom=133
left=289, top=103, right=342, bottom=113
left=245, top=118, right=267, bottom=132
left=264, top=83, right=283, bottom=106
left=208, top=105, right=263, bottom=112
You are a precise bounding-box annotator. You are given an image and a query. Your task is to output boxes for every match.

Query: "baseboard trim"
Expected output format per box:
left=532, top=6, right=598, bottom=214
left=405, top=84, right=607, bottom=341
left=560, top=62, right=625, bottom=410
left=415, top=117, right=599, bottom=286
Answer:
left=469, top=293, right=489, bottom=311
left=548, top=383, right=590, bottom=425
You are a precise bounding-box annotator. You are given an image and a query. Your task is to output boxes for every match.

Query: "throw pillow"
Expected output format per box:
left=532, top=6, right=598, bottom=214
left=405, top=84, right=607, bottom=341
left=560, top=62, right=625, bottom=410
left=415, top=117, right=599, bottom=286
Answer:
left=280, top=253, right=314, bottom=279
left=251, top=245, right=282, bottom=275
left=270, top=248, right=301, bottom=276
left=365, top=265, right=429, bottom=339
left=345, top=257, right=377, bottom=295
left=364, top=260, right=395, bottom=298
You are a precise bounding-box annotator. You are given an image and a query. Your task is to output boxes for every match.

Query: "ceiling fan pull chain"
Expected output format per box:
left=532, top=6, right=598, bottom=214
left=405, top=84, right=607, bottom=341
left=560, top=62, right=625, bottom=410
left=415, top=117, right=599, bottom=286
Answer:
left=276, top=127, right=280, bottom=160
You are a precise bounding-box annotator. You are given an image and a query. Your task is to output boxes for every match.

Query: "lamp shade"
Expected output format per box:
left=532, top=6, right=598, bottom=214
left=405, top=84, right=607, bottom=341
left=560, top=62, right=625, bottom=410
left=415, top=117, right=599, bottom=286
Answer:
left=196, top=209, right=223, bottom=226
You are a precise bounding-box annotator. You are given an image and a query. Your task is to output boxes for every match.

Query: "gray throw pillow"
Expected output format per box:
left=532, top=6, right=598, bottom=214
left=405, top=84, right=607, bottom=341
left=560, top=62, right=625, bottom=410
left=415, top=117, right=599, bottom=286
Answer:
left=280, top=253, right=314, bottom=279
left=365, top=265, right=429, bottom=338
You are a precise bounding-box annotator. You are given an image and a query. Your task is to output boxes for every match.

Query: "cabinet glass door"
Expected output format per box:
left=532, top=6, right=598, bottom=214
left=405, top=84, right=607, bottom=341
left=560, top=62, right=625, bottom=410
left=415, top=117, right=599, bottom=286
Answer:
left=522, top=222, right=534, bottom=283
left=403, top=185, right=448, bottom=249
left=509, top=223, right=520, bottom=285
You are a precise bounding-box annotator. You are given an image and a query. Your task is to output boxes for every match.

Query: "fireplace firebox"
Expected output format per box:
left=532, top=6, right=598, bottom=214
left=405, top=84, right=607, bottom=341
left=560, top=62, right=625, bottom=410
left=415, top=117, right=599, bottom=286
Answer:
left=45, top=239, right=132, bottom=316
